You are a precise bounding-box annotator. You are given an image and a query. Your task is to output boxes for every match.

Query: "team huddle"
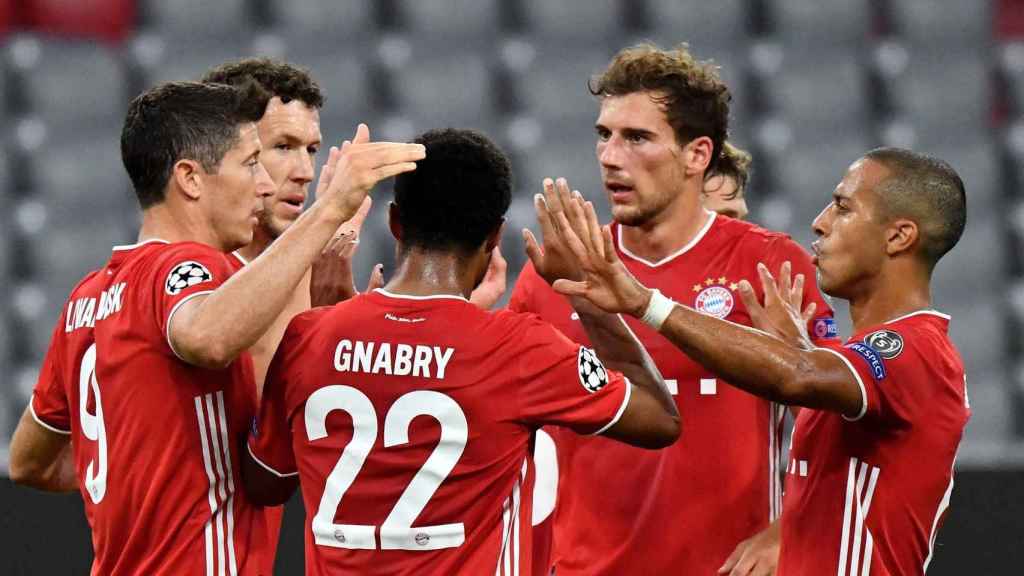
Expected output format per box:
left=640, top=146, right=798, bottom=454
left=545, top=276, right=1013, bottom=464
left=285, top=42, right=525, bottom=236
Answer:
left=8, top=44, right=968, bottom=576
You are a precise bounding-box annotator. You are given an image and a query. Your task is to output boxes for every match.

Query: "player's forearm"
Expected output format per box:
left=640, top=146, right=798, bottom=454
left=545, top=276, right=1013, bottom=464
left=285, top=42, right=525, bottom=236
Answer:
left=179, top=202, right=345, bottom=367
left=651, top=303, right=852, bottom=411
left=571, top=298, right=678, bottom=418
left=9, top=413, right=77, bottom=493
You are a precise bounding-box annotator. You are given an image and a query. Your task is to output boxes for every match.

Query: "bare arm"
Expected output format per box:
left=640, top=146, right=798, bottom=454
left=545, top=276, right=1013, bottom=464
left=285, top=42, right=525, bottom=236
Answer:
left=551, top=200, right=863, bottom=417
left=525, top=178, right=679, bottom=448
left=9, top=407, right=77, bottom=492
left=171, top=125, right=426, bottom=368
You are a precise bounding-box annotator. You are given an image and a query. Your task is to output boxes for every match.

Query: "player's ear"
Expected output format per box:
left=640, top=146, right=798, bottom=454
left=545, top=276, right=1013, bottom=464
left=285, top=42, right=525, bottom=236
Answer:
left=683, top=136, right=714, bottom=177
left=388, top=201, right=403, bottom=242
left=484, top=218, right=505, bottom=253
left=885, top=218, right=918, bottom=257
left=171, top=159, right=203, bottom=201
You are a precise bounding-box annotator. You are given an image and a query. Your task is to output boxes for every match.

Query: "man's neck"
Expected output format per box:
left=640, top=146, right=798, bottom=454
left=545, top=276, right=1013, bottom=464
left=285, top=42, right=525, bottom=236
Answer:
left=847, top=267, right=932, bottom=333
left=619, top=190, right=711, bottom=264
left=137, top=204, right=222, bottom=250
left=383, top=249, right=478, bottom=300
left=237, top=230, right=273, bottom=262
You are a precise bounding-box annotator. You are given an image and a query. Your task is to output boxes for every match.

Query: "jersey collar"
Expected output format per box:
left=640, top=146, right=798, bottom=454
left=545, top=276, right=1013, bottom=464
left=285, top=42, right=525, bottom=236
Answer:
left=615, top=209, right=716, bottom=268
left=373, top=288, right=470, bottom=303
left=112, top=238, right=170, bottom=251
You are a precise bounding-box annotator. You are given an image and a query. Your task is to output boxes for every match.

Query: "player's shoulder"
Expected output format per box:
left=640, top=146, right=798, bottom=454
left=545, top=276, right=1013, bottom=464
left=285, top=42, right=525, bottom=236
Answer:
left=718, top=217, right=801, bottom=252
left=849, top=310, right=961, bottom=378
left=487, top=307, right=574, bottom=348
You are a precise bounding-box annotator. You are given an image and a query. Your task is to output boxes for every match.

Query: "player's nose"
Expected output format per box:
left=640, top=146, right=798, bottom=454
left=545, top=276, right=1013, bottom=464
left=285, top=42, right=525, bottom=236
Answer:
left=295, top=151, right=315, bottom=184
left=255, top=161, right=274, bottom=198
left=811, top=204, right=830, bottom=237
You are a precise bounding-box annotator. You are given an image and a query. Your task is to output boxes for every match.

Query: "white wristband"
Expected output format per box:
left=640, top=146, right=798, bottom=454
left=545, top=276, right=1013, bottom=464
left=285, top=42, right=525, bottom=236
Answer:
left=639, top=289, right=675, bottom=330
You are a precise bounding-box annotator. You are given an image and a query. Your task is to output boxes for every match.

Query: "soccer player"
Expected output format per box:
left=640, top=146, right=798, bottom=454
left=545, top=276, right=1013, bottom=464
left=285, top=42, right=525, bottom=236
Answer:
left=510, top=44, right=837, bottom=575
left=242, top=128, right=679, bottom=575
left=703, top=141, right=752, bottom=220
left=8, top=81, right=425, bottom=574
left=553, top=148, right=969, bottom=576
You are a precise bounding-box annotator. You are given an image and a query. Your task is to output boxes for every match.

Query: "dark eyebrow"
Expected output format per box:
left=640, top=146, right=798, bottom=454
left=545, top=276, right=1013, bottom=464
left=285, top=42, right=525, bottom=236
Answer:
left=622, top=127, right=656, bottom=139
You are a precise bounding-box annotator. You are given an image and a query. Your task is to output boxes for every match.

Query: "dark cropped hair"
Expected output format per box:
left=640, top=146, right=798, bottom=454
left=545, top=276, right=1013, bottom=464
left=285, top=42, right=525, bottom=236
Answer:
left=591, top=43, right=731, bottom=172
left=201, top=57, right=324, bottom=109
left=393, top=128, right=511, bottom=254
left=864, top=147, right=967, bottom=267
left=120, top=80, right=270, bottom=208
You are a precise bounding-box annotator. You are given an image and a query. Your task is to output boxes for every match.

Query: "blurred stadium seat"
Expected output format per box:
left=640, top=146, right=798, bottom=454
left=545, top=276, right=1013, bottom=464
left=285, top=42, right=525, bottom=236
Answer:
left=885, top=0, right=992, bottom=48
left=22, top=0, right=135, bottom=42
left=767, top=0, right=873, bottom=47
left=266, top=0, right=375, bottom=39
left=7, top=35, right=129, bottom=133
left=138, top=0, right=255, bottom=41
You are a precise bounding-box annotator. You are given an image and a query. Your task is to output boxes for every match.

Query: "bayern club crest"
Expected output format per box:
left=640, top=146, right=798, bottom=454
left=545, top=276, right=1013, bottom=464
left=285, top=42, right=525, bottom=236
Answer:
left=694, top=285, right=734, bottom=318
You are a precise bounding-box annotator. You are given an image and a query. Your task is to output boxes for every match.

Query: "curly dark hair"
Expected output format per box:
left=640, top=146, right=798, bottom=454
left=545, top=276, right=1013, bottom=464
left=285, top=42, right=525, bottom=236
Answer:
left=591, top=43, right=731, bottom=172
left=393, top=128, right=512, bottom=254
left=121, top=80, right=270, bottom=208
left=201, top=57, right=323, bottom=109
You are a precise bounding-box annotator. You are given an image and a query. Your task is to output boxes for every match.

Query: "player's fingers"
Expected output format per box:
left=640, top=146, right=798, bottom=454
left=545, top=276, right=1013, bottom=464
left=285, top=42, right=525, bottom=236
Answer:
left=487, top=245, right=508, bottom=280
left=719, top=542, right=748, bottom=573
left=802, top=302, right=817, bottom=324
left=314, top=146, right=340, bottom=200
left=367, top=263, right=385, bottom=292
left=542, top=179, right=564, bottom=227
left=345, top=196, right=373, bottom=232
left=523, top=228, right=544, bottom=268
left=791, top=273, right=805, bottom=310
left=779, top=261, right=792, bottom=301
left=757, top=263, right=780, bottom=304
left=736, top=279, right=767, bottom=323
left=555, top=211, right=590, bottom=263
left=361, top=143, right=427, bottom=168
left=352, top=122, right=370, bottom=144
left=584, top=201, right=605, bottom=260
left=370, top=161, right=419, bottom=183
left=554, top=178, right=575, bottom=216
left=533, top=193, right=557, bottom=244
left=552, top=279, right=588, bottom=297
left=601, top=225, right=617, bottom=265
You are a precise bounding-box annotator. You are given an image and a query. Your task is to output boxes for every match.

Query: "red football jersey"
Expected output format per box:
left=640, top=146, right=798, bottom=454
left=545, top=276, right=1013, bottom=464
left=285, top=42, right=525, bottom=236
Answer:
left=779, top=310, right=969, bottom=576
left=30, top=239, right=275, bottom=576
left=248, top=289, right=631, bottom=576
left=510, top=213, right=836, bottom=575
left=226, top=250, right=285, bottom=575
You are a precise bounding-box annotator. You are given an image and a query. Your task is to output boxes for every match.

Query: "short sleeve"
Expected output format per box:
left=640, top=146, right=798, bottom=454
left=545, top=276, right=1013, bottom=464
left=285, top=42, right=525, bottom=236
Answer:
left=508, top=261, right=542, bottom=314
left=765, top=236, right=838, bottom=344
left=513, top=316, right=630, bottom=435
left=30, top=315, right=72, bottom=434
left=153, top=245, right=237, bottom=358
left=247, top=324, right=300, bottom=478
left=817, top=327, right=925, bottom=425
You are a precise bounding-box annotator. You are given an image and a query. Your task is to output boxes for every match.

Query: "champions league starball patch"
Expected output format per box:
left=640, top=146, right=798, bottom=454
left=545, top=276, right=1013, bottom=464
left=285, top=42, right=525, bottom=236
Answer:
left=165, top=261, right=213, bottom=295
left=694, top=285, right=734, bottom=319
left=865, top=329, right=904, bottom=359
left=577, top=347, right=609, bottom=393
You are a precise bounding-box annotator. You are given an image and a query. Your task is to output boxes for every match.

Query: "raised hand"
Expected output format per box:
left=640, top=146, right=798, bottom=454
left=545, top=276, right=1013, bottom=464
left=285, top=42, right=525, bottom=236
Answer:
left=469, top=246, right=507, bottom=310
left=310, top=196, right=372, bottom=306
left=547, top=197, right=651, bottom=318
left=736, top=262, right=816, bottom=348
left=315, top=124, right=425, bottom=222
left=523, top=178, right=586, bottom=286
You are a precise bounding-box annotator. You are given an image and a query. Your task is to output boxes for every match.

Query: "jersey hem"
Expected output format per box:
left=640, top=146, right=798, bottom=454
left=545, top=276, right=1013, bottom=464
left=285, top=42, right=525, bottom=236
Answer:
left=28, top=399, right=71, bottom=435
left=247, top=442, right=298, bottom=478
left=816, top=347, right=868, bottom=421
left=590, top=377, right=633, bottom=436
left=165, top=290, right=215, bottom=362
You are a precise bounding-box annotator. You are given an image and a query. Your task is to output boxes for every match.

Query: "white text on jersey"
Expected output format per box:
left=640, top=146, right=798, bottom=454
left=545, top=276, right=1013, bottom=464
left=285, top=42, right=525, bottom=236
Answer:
left=65, top=282, right=127, bottom=333
left=334, top=339, right=455, bottom=379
